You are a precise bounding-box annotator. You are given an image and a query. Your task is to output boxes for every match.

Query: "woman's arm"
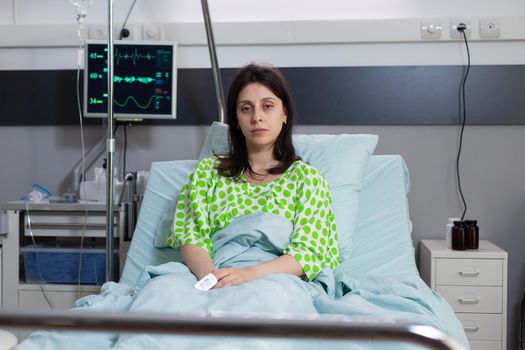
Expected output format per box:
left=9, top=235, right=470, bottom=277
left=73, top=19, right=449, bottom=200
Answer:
left=168, top=158, right=217, bottom=279
left=213, top=254, right=303, bottom=288
left=181, top=244, right=215, bottom=280
left=167, top=158, right=215, bottom=253
left=282, top=167, right=339, bottom=281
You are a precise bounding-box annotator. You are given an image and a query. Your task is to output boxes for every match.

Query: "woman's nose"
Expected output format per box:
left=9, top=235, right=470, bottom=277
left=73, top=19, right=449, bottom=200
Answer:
left=251, top=108, right=263, bottom=123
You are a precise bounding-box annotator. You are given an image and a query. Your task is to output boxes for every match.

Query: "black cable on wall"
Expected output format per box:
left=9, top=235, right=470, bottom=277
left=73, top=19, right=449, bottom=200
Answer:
left=455, top=24, right=471, bottom=221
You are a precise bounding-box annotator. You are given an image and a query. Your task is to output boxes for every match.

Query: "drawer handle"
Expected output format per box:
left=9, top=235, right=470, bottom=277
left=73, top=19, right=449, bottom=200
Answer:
left=458, top=298, right=480, bottom=304
left=26, top=223, right=108, bottom=230
left=463, top=325, right=480, bottom=332
left=459, top=271, right=479, bottom=277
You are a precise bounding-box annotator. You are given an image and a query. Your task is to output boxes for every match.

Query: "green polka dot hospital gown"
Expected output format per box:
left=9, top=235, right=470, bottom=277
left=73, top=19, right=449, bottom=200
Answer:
left=166, top=157, right=340, bottom=281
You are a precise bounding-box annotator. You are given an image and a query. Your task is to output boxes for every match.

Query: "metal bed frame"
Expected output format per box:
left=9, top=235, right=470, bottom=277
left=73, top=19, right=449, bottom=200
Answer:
left=0, top=308, right=466, bottom=350
left=0, top=2, right=466, bottom=350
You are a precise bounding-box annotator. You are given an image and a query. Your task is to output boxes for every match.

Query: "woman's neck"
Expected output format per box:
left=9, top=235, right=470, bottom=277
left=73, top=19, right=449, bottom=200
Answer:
left=247, top=149, right=278, bottom=174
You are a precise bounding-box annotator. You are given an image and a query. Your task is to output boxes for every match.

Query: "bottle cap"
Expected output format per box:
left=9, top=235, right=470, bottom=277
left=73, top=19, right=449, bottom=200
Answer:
left=465, top=220, right=477, bottom=225
left=453, top=221, right=465, bottom=227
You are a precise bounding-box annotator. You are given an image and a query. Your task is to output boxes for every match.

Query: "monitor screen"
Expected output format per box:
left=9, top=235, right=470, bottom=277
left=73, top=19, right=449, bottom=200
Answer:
left=84, top=41, right=177, bottom=120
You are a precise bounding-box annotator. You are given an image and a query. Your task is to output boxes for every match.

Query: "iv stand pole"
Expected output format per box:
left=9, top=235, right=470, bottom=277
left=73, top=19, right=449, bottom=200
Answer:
left=103, top=0, right=221, bottom=282
left=105, top=0, right=116, bottom=281
left=201, top=0, right=225, bottom=123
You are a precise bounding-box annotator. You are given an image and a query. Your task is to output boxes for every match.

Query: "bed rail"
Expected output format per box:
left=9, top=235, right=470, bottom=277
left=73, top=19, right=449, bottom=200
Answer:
left=0, top=308, right=466, bottom=350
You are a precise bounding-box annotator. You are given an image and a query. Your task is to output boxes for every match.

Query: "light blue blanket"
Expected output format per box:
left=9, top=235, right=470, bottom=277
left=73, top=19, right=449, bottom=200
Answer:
left=17, top=213, right=468, bottom=350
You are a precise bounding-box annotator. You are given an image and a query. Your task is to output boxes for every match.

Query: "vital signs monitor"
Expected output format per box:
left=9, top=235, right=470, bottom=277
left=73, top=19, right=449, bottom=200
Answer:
left=83, top=41, right=177, bottom=120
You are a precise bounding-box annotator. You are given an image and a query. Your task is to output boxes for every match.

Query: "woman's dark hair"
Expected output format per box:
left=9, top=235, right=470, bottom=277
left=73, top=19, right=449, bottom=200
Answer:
left=216, top=63, right=299, bottom=178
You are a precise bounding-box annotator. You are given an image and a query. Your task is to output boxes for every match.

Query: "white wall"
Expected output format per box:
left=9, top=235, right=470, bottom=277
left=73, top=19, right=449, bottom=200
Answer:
left=2, top=0, right=525, bottom=70
left=1, top=1, right=524, bottom=349
left=3, top=0, right=525, bottom=24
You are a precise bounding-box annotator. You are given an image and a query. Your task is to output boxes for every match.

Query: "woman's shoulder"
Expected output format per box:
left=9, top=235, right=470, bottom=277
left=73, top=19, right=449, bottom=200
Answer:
left=196, top=156, right=220, bottom=170
left=290, top=160, right=329, bottom=186
left=292, top=160, right=325, bottom=178
left=192, top=157, right=221, bottom=180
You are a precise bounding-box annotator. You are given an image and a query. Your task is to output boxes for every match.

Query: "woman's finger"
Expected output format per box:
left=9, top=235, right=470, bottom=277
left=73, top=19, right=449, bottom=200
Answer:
left=215, top=272, right=239, bottom=288
left=213, top=268, right=232, bottom=281
left=213, top=268, right=253, bottom=288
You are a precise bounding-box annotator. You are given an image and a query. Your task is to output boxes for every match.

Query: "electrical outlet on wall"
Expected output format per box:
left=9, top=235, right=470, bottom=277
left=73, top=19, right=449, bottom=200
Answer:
left=420, top=20, right=442, bottom=39
left=89, top=24, right=141, bottom=41
left=479, top=18, right=501, bottom=38
left=450, top=19, right=471, bottom=39
left=115, top=23, right=140, bottom=40
left=142, top=24, right=163, bottom=40
left=89, top=24, right=108, bottom=40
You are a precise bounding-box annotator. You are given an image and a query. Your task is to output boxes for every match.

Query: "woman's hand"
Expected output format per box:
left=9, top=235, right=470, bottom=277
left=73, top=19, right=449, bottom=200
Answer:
left=212, top=267, right=259, bottom=288
left=211, top=255, right=304, bottom=288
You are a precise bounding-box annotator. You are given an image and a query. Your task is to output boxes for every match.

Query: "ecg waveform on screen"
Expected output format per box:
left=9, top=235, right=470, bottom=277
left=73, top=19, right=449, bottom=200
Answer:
left=85, top=43, right=174, bottom=117
left=115, top=49, right=157, bottom=65
left=113, top=76, right=157, bottom=84
left=113, top=95, right=170, bottom=110
left=89, top=47, right=172, bottom=66
left=89, top=73, right=157, bottom=84
left=90, top=48, right=157, bottom=65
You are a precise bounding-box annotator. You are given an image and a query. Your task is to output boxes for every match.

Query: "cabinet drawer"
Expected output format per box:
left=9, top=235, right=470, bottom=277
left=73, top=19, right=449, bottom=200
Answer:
left=436, top=259, right=502, bottom=286
left=469, top=340, right=502, bottom=350
left=436, top=286, right=502, bottom=313
left=456, top=313, right=502, bottom=341
left=24, top=211, right=118, bottom=238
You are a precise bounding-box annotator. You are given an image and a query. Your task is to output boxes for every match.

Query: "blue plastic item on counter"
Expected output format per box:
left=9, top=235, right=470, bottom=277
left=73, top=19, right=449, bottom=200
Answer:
left=21, top=245, right=117, bottom=285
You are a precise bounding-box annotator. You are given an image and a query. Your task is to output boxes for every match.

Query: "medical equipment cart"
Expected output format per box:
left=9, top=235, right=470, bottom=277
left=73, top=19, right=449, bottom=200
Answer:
left=0, top=201, right=129, bottom=339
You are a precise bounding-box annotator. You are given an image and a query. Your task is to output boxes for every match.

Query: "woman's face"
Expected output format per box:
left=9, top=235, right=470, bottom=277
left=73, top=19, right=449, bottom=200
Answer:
left=236, top=82, right=287, bottom=154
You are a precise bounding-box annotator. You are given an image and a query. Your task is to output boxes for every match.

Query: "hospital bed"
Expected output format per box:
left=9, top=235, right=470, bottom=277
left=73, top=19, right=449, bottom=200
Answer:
left=3, top=126, right=469, bottom=350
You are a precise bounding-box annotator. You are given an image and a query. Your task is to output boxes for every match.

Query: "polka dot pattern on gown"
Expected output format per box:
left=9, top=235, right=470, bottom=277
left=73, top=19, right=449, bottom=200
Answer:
left=166, top=157, right=340, bottom=281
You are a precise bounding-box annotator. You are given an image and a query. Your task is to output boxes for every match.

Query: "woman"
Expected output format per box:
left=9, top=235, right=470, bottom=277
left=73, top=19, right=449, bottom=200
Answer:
left=166, top=63, right=339, bottom=288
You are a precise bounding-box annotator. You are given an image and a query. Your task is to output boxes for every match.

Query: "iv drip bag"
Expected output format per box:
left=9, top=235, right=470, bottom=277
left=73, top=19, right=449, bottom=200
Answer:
left=70, top=0, right=94, bottom=19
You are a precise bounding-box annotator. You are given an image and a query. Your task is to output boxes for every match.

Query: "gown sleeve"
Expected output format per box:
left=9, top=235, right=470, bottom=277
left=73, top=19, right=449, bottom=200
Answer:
left=283, top=166, right=339, bottom=281
left=166, top=157, right=215, bottom=254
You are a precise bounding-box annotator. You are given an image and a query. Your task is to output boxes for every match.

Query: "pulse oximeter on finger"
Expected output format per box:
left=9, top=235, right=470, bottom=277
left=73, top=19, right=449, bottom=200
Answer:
left=195, top=273, right=218, bottom=291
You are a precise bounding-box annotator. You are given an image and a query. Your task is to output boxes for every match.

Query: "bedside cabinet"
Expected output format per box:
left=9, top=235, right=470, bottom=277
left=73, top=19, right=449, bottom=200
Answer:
left=419, top=239, right=507, bottom=350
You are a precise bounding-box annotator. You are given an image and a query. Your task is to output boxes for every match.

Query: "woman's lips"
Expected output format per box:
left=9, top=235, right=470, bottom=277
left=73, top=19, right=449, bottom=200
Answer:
left=251, top=128, right=267, bottom=135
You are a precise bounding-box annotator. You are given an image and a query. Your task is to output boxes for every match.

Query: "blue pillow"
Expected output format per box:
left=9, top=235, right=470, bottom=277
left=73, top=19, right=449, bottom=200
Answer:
left=123, top=160, right=198, bottom=285
left=198, top=122, right=230, bottom=160
left=153, top=160, right=198, bottom=248
left=197, top=122, right=378, bottom=261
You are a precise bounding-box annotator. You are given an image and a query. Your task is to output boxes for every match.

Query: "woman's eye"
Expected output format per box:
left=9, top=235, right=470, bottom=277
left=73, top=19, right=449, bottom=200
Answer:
left=240, top=106, right=252, bottom=112
left=264, top=104, right=273, bottom=110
